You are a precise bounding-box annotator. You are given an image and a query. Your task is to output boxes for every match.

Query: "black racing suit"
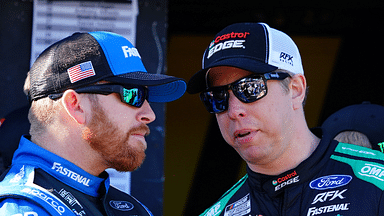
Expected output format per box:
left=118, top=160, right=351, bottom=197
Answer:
left=200, top=129, right=384, bottom=216
left=0, top=135, right=153, bottom=216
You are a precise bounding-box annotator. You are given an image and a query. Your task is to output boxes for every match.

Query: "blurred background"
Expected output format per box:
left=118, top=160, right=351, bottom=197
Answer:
left=1, top=0, right=384, bottom=215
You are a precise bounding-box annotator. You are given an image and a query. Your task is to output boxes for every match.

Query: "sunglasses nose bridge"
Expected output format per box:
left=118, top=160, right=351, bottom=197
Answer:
left=226, top=90, right=248, bottom=117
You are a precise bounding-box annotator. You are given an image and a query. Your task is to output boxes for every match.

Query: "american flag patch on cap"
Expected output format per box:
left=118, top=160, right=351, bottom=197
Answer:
left=67, top=61, right=96, bottom=83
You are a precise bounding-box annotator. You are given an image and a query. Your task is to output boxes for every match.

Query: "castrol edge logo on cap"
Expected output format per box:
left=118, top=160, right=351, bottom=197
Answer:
left=207, top=32, right=250, bottom=59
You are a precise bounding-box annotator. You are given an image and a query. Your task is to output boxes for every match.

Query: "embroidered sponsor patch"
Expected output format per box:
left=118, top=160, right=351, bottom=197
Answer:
left=51, top=162, right=90, bottom=187
left=21, top=188, right=67, bottom=214
left=309, top=175, right=352, bottom=190
left=311, top=189, right=347, bottom=204
left=109, top=200, right=134, bottom=211
left=307, top=203, right=350, bottom=216
left=224, top=194, right=251, bottom=216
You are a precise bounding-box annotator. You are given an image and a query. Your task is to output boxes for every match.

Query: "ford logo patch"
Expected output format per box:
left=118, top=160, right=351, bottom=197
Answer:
left=310, top=175, right=352, bottom=190
left=109, top=200, right=134, bottom=211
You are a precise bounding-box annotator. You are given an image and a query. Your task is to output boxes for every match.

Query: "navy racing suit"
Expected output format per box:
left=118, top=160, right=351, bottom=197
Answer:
left=0, top=135, right=153, bottom=216
left=199, top=129, right=384, bottom=216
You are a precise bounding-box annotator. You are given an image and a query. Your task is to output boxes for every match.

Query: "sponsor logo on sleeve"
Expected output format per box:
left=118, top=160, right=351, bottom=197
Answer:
left=21, top=188, right=66, bottom=215
left=340, top=146, right=377, bottom=156
left=309, top=175, right=352, bottom=190
left=359, top=163, right=384, bottom=180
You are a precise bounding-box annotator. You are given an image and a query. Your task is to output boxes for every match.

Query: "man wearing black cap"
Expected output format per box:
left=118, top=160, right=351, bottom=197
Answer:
left=322, top=102, right=384, bottom=151
left=187, top=22, right=384, bottom=216
left=0, top=31, right=186, bottom=215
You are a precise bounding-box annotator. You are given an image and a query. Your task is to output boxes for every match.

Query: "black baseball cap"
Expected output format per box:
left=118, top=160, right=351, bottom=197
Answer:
left=28, top=31, right=186, bottom=103
left=187, top=22, right=303, bottom=94
left=321, top=102, right=384, bottom=151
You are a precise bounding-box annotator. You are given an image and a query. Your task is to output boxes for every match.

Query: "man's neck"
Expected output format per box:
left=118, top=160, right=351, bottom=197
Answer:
left=32, top=132, right=107, bottom=176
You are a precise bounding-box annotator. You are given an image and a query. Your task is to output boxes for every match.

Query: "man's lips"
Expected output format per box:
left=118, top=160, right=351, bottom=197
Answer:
left=131, top=132, right=148, bottom=137
left=234, top=130, right=253, bottom=139
left=130, top=125, right=151, bottom=137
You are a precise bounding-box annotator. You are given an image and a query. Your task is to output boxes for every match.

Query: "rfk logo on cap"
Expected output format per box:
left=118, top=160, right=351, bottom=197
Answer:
left=279, top=52, right=294, bottom=66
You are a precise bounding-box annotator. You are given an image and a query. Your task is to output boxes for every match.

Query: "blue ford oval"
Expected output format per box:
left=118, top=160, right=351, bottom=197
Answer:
left=309, top=175, right=352, bottom=190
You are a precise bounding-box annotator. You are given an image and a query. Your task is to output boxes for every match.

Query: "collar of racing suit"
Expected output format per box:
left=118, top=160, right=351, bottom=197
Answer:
left=12, top=135, right=108, bottom=197
left=246, top=128, right=339, bottom=197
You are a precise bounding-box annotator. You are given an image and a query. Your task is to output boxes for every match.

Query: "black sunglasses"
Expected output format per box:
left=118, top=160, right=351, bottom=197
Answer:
left=200, top=72, right=290, bottom=113
left=48, top=84, right=149, bottom=108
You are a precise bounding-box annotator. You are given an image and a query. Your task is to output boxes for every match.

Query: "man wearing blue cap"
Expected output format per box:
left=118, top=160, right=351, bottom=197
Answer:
left=187, top=22, right=384, bottom=215
left=0, top=31, right=186, bottom=215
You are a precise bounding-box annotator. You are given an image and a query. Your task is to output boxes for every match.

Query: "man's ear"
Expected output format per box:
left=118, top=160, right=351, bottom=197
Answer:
left=61, top=90, right=87, bottom=124
left=290, top=74, right=307, bottom=110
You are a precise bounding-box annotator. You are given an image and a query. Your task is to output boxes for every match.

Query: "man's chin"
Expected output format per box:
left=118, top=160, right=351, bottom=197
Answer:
left=111, top=154, right=146, bottom=172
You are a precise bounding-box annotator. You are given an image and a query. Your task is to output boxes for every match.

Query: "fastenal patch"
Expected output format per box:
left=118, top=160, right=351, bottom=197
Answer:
left=307, top=203, right=350, bottom=216
left=224, top=194, right=250, bottom=216
left=51, top=162, right=90, bottom=186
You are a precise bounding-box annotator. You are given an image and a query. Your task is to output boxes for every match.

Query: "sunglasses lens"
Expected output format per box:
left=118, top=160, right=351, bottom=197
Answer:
left=200, top=76, right=268, bottom=113
left=232, top=77, right=267, bottom=103
left=122, top=87, right=145, bottom=107
left=200, top=89, right=228, bottom=113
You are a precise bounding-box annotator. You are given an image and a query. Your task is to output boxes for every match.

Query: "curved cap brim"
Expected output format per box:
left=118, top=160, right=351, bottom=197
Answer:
left=105, top=72, right=186, bottom=102
left=187, top=57, right=277, bottom=94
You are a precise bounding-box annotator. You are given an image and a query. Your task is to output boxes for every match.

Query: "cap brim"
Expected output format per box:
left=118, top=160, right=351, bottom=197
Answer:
left=105, top=72, right=186, bottom=103
left=187, top=57, right=277, bottom=94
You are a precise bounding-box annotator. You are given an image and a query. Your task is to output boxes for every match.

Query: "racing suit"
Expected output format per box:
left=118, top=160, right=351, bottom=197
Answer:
left=200, top=129, right=384, bottom=216
left=0, top=135, right=153, bottom=216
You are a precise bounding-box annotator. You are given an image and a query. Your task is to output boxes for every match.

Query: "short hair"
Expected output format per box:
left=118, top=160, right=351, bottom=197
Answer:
left=28, top=92, right=99, bottom=137
left=334, top=131, right=372, bottom=149
left=275, top=69, right=308, bottom=106
left=28, top=97, right=61, bottom=136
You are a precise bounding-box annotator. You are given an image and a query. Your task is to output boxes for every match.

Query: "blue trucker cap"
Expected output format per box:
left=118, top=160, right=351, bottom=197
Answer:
left=28, top=31, right=186, bottom=103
